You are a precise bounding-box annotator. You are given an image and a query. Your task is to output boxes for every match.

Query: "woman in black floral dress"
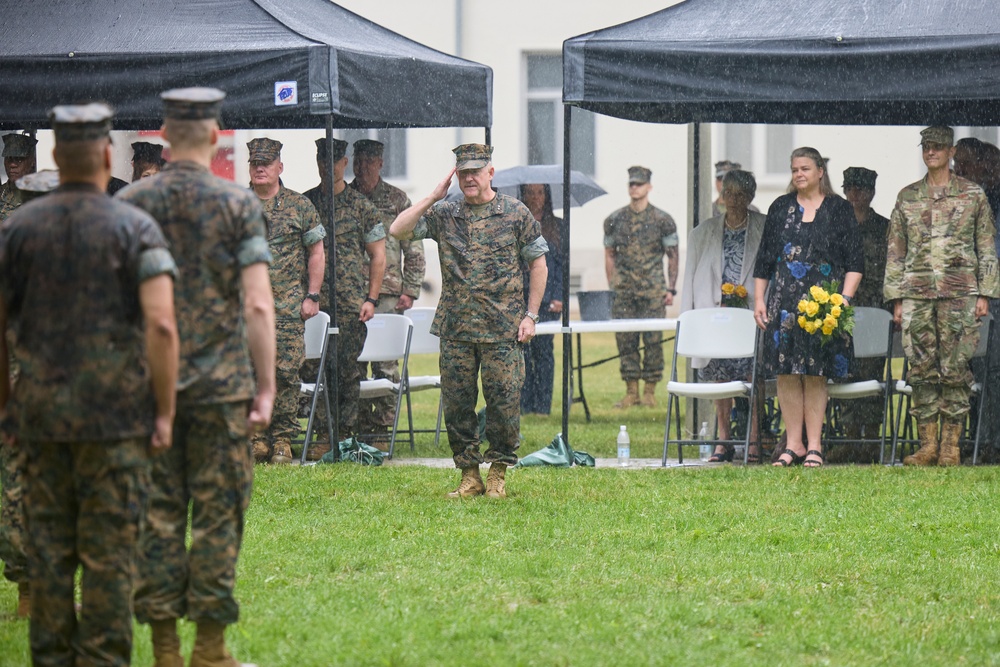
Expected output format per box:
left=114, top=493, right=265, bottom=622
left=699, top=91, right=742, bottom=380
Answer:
left=753, top=147, right=864, bottom=467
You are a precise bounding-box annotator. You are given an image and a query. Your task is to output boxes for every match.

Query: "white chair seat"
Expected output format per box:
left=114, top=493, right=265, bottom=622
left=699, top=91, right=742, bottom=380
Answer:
left=895, top=379, right=912, bottom=395
left=359, top=377, right=399, bottom=399
left=408, top=375, right=441, bottom=391
left=828, top=379, right=884, bottom=399
left=666, top=379, right=749, bottom=400
left=300, top=382, right=316, bottom=395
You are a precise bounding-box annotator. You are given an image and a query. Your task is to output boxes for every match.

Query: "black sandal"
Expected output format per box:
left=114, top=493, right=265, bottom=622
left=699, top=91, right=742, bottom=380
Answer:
left=707, top=445, right=734, bottom=463
left=773, top=448, right=806, bottom=467
left=803, top=450, right=825, bottom=467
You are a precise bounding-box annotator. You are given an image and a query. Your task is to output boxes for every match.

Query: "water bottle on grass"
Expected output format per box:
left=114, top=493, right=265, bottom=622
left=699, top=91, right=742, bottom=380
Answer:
left=617, top=425, right=630, bottom=467
left=699, top=421, right=711, bottom=461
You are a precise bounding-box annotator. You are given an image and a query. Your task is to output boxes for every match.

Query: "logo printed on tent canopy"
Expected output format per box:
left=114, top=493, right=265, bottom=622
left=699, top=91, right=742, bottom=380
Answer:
left=274, top=81, right=298, bottom=106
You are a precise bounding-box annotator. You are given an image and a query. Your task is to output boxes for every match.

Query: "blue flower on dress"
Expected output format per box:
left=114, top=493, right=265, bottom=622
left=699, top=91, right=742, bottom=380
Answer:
left=783, top=242, right=794, bottom=259
left=819, top=262, right=832, bottom=277
left=834, top=354, right=849, bottom=377
left=781, top=310, right=794, bottom=329
left=788, top=261, right=808, bottom=280
left=773, top=330, right=780, bottom=347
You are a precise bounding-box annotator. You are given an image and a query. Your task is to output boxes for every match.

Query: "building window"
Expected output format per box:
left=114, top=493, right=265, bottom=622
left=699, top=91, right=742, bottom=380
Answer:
left=525, top=53, right=595, bottom=175
left=958, top=127, right=1000, bottom=144
left=719, top=124, right=796, bottom=182
left=338, top=128, right=407, bottom=181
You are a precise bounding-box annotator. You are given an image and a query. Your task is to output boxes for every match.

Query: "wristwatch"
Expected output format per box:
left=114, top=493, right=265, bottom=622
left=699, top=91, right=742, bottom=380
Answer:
left=525, top=311, right=540, bottom=323
left=365, top=296, right=380, bottom=307
left=666, top=288, right=677, bottom=296
left=305, top=292, right=320, bottom=302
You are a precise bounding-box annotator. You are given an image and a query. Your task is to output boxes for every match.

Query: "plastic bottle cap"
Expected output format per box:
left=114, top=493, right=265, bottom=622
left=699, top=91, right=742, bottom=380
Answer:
left=620, top=425, right=627, bottom=430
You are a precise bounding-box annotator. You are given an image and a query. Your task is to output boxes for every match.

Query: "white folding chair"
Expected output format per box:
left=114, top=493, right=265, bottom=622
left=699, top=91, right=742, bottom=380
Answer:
left=357, top=314, right=414, bottom=459
left=661, top=308, right=759, bottom=466
left=889, top=313, right=993, bottom=465
left=299, top=311, right=335, bottom=462
left=403, top=307, right=444, bottom=447
left=824, top=307, right=894, bottom=463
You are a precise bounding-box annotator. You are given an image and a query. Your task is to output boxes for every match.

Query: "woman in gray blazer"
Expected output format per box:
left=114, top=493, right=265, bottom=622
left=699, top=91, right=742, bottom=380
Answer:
left=680, top=170, right=766, bottom=461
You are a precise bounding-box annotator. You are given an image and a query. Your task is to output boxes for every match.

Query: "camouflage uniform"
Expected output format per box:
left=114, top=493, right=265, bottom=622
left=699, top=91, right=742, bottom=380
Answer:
left=0, top=182, right=177, bottom=666
left=885, top=174, right=1000, bottom=421
left=836, top=210, right=892, bottom=440
left=0, top=180, right=27, bottom=222
left=304, top=183, right=385, bottom=438
left=352, top=177, right=424, bottom=433
left=603, top=204, right=679, bottom=382
left=118, top=159, right=272, bottom=627
left=259, top=186, right=325, bottom=444
left=412, top=193, right=547, bottom=468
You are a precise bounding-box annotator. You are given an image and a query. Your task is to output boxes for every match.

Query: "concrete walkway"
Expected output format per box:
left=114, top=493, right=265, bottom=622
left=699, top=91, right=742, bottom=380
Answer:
left=384, top=457, right=718, bottom=469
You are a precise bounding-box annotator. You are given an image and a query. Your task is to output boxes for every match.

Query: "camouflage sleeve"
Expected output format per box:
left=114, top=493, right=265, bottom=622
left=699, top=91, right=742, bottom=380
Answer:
left=522, top=236, right=549, bottom=263
left=883, top=200, right=907, bottom=301
left=237, top=235, right=272, bottom=267
left=302, top=224, right=326, bottom=247
left=603, top=213, right=616, bottom=248
left=299, top=200, right=326, bottom=247
left=361, top=199, right=386, bottom=244
left=400, top=238, right=426, bottom=298
left=974, top=192, right=1000, bottom=298
left=660, top=212, right=679, bottom=248
left=415, top=202, right=447, bottom=242
left=138, top=248, right=178, bottom=282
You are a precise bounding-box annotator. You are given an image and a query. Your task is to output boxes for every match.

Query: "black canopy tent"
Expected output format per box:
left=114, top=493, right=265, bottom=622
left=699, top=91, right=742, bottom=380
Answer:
left=0, top=0, right=492, bottom=130
left=0, top=0, right=493, bottom=447
left=558, top=0, right=1000, bottom=444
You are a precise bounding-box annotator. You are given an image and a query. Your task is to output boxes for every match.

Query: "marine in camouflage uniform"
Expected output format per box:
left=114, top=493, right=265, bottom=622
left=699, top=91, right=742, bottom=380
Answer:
left=604, top=166, right=679, bottom=408
left=829, top=167, right=892, bottom=461
left=118, top=88, right=276, bottom=667
left=0, top=103, right=179, bottom=667
left=391, top=144, right=547, bottom=499
left=250, top=137, right=326, bottom=464
left=0, top=136, right=38, bottom=603
left=350, top=139, right=424, bottom=438
left=885, top=126, right=1000, bottom=466
left=304, top=139, right=385, bottom=447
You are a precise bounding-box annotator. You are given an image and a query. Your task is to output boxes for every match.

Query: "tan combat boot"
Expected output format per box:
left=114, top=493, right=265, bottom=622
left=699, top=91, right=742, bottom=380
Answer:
left=150, top=619, right=184, bottom=667
left=937, top=420, right=963, bottom=467
left=189, top=621, right=257, bottom=667
left=485, top=463, right=507, bottom=499
left=270, top=439, right=293, bottom=465
left=305, top=442, right=331, bottom=461
left=250, top=435, right=270, bottom=464
left=903, top=421, right=939, bottom=466
left=445, top=467, right=485, bottom=499
left=614, top=380, right=640, bottom=409
left=16, top=581, right=29, bottom=618
left=641, top=381, right=657, bottom=408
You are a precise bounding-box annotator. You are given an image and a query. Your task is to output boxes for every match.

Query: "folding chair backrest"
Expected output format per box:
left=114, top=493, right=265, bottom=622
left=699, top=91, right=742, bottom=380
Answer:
left=675, top=308, right=756, bottom=359
left=974, top=313, right=993, bottom=358
left=358, top=314, right=413, bottom=363
left=303, top=311, right=331, bottom=361
left=404, top=307, right=440, bottom=355
left=850, top=307, right=893, bottom=358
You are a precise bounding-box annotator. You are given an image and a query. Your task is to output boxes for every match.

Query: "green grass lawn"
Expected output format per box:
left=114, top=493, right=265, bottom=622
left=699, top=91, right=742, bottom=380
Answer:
left=3, top=334, right=1000, bottom=665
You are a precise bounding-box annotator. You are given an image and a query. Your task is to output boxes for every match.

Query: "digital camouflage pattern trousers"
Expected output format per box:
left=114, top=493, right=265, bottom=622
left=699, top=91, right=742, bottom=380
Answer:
left=23, top=438, right=149, bottom=667
left=902, top=296, right=980, bottom=422
left=0, top=441, right=27, bottom=586
left=441, top=339, right=524, bottom=468
left=134, top=401, right=253, bottom=627
left=612, top=293, right=666, bottom=382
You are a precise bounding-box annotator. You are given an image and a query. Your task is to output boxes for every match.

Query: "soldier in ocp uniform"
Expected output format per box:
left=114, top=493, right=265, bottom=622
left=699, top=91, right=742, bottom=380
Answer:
left=0, top=132, right=37, bottom=222
left=390, top=144, right=548, bottom=499
left=118, top=87, right=276, bottom=667
left=249, top=137, right=325, bottom=464
left=885, top=126, right=1000, bottom=466
left=350, top=139, right=423, bottom=441
left=0, top=102, right=180, bottom=667
left=604, top=166, right=679, bottom=409
left=303, top=138, right=386, bottom=452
